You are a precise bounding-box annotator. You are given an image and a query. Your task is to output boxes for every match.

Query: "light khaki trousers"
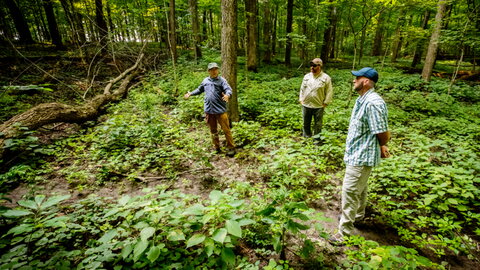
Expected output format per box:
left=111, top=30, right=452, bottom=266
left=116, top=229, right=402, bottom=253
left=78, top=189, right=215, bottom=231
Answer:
left=339, top=165, right=372, bottom=236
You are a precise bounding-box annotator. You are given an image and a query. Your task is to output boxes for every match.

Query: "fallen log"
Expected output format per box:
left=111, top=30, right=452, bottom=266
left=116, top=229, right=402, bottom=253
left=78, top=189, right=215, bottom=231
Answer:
left=0, top=53, right=144, bottom=163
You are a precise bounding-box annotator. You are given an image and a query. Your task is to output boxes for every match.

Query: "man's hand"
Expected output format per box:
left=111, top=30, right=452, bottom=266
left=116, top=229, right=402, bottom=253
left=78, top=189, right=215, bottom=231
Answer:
left=380, top=145, right=390, bottom=158
left=184, top=92, right=191, bottom=99
left=222, top=93, right=230, bottom=102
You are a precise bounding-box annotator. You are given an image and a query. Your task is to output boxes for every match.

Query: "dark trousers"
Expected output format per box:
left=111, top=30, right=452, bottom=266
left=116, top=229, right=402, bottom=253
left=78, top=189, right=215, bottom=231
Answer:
left=302, top=106, right=324, bottom=138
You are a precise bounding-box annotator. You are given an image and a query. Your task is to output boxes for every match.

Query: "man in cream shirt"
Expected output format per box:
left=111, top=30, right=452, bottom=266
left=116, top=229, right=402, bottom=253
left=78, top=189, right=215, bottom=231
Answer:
left=299, top=58, right=333, bottom=143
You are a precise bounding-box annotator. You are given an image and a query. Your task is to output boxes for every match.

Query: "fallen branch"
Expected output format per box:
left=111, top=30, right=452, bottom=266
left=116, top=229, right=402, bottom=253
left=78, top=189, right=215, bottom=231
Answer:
left=0, top=53, right=145, bottom=162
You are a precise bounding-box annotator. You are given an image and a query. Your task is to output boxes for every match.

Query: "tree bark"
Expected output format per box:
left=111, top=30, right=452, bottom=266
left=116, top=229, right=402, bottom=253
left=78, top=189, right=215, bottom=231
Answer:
left=4, top=0, right=34, bottom=44
left=262, top=0, right=272, bottom=63
left=422, top=0, right=447, bottom=81
left=168, top=0, right=177, bottom=63
left=321, top=3, right=337, bottom=64
left=245, top=0, right=258, bottom=71
left=372, top=12, right=384, bottom=56
left=411, top=9, right=431, bottom=68
left=42, top=0, right=64, bottom=48
left=391, top=15, right=405, bottom=63
left=284, top=0, right=294, bottom=66
left=221, top=0, right=239, bottom=122
left=95, top=0, right=109, bottom=53
left=189, top=0, right=202, bottom=62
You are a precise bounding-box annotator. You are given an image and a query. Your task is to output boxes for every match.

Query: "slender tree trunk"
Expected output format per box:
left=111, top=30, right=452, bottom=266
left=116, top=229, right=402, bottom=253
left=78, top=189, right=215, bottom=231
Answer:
left=221, top=0, right=239, bottom=122
left=321, top=3, right=336, bottom=64
left=168, top=0, right=177, bottom=63
left=272, top=5, right=278, bottom=55
left=42, top=0, right=63, bottom=48
left=95, top=0, right=108, bottom=53
left=422, top=0, right=447, bottom=81
left=372, top=12, right=384, bottom=56
left=284, top=0, right=293, bottom=66
left=263, top=0, right=272, bottom=63
left=0, top=6, right=14, bottom=42
left=412, top=10, right=431, bottom=68
left=391, top=15, right=405, bottom=63
left=189, top=0, right=202, bottom=61
left=106, top=0, right=114, bottom=40
left=202, top=10, right=207, bottom=42
left=245, top=0, right=258, bottom=71
left=4, top=0, right=34, bottom=44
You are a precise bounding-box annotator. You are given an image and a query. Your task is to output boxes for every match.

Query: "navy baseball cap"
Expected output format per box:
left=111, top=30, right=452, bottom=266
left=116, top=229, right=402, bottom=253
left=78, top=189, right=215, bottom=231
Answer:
left=351, top=67, right=379, bottom=83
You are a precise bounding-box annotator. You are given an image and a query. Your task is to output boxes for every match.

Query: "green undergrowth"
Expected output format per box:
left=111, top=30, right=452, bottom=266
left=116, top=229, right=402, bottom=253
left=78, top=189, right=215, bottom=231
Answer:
left=1, top=53, right=479, bottom=268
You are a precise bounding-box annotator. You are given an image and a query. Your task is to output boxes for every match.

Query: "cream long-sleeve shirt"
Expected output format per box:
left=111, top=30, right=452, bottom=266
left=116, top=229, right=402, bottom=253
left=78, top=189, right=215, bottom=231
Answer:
left=299, top=72, right=333, bottom=109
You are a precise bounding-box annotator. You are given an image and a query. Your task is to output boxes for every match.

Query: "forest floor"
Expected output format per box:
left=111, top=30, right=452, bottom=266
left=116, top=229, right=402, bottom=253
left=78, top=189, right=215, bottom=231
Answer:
left=1, top=50, right=479, bottom=269
left=4, top=121, right=477, bottom=269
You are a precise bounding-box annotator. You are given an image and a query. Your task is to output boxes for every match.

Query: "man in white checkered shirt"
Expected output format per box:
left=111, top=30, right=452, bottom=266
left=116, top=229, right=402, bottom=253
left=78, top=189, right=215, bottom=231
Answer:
left=330, top=67, right=391, bottom=245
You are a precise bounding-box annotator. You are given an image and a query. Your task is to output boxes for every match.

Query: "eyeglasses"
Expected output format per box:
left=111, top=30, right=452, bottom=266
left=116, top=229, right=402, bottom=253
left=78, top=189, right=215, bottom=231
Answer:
left=310, top=63, right=321, bottom=68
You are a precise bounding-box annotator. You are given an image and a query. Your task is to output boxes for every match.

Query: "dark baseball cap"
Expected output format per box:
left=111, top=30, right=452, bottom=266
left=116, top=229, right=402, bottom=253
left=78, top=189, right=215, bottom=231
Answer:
left=351, top=67, right=379, bottom=83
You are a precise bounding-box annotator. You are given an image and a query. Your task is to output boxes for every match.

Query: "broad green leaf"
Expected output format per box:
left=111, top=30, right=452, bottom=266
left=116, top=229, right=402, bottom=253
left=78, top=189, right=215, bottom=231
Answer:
left=238, top=219, right=255, bottom=226
left=34, top=195, right=46, bottom=206
left=205, top=238, right=215, bottom=257
left=104, top=208, right=119, bottom=218
left=226, top=220, right=242, bottom=238
left=416, top=255, right=433, bottom=266
left=140, top=227, right=156, bottom=241
left=146, top=246, right=161, bottom=263
left=209, top=190, right=223, bottom=204
left=17, top=200, right=37, bottom=210
left=273, top=235, right=282, bottom=253
left=212, top=228, right=228, bottom=243
left=118, top=196, right=131, bottom=206
left=41, top=195, right=71, bottom=210
left=221, top=247, right=235, bottom=265
left=3, top=210, right=32, bottom=218
left=121, top=244, right=133, bottom=259
left=186, top=234, right=206, bottom=248
left=133, top=240, right=149, bottom=262
left=7, top=224, right=34, bottom=235
left=447, top=198, right=458, bottom=205
left=167, top=230, right=185, bottom=241
left=99, top=229, right=118, bottom=244
left=43, top=215, right=69, bottom=227
left=228, top=200, right=244, bottom=208
left=182, top=204, right=205, bottom=215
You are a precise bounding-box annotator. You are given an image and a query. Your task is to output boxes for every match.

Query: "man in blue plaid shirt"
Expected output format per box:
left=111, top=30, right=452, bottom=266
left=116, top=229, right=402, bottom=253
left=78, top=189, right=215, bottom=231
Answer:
left=330, top=67, right=391, bottom=244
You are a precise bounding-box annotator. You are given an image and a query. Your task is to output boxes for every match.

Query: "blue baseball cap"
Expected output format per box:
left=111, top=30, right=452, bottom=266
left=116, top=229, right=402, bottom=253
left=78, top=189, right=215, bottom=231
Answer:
left=351, top=67, right=378, bottom=83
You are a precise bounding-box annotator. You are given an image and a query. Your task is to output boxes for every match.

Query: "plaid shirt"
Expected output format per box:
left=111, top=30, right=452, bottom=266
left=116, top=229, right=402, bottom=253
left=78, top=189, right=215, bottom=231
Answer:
left=344, top=89, right=389, bottom=167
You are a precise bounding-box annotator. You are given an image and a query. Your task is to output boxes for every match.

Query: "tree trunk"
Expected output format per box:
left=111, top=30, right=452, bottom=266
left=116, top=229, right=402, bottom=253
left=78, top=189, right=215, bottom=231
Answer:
left=372, top=12, right=384, bottom=56
left=0, top=6, right=14, bottom=42
left=168, top=0, right=177, bottom=63
left=272, top=5, right=278, bottom=55
left=106, top=0, right=115, bottom=40
left=411, top=10, right=431, bottom=68
left=391, top=14, right=405, bottom=63
left=202, top=10, right=207, bottom=42
left=42, top=0, right=64, bottom=48
left=284, top=0, right=293, bottom=66
left=262, top=0, right=272, bottom=63
left=189, top=0, right=202, bottom=62
left=221, top=0, right=239, bottom=122
left=4, top=0, right=34, bottom=44
left=422, top=0, right=447, bottom=81
left=245, top=0, right=258, bottom=71
left=95, top=0, right=108, bottom=53
left=321, top=3, right=337, bottom=64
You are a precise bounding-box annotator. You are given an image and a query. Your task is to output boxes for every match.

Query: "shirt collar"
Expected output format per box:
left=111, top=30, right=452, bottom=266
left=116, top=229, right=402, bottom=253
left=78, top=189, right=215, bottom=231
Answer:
left=357, top=88, right=375, bottom=104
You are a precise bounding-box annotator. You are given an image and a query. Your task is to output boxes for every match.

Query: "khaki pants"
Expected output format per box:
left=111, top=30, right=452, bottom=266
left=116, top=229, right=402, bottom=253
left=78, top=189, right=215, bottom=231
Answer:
left=339, top=165, right=372, bottom=236
left=206, top=113, right=235, bottom=150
